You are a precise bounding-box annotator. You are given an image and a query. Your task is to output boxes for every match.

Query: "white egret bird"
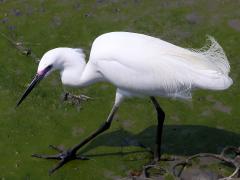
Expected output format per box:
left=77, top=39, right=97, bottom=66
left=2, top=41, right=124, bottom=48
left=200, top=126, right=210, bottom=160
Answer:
left=16, top=32, right=232, bottom=174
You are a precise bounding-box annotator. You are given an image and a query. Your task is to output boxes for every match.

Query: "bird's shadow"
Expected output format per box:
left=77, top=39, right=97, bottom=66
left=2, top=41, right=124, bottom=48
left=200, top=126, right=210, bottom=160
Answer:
left=79, top=125, right=240, bottom=157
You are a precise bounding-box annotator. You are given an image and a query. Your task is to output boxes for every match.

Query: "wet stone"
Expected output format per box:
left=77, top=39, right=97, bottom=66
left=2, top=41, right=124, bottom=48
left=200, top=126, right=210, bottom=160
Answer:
left=213, top=101, right=231, bottom=114
left=8, top=25, right=16, bottom=31
left=26, top=5, right=35, bottom=16
left=10, top=9, right=22, bottom=16
left=185, top=12, right=202, bottom=24
left=96, top=0, right=106, bottom=3
left=39, top=6, right=46, bottom=13
left=1, top=17, right=8, bottom=23
left=228, top=19, right=240, bottom=32
left=73, top=2, right=81, bottom=11
left=52, top=16, right=62, bottom=27
left=84, top=13, right=92, bottom=17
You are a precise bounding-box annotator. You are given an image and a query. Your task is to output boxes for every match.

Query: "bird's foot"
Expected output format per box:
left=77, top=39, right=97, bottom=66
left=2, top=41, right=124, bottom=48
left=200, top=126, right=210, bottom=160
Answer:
left=32, top=145, right=89, bottom=175
left=62, top=92, right=93, bottom=106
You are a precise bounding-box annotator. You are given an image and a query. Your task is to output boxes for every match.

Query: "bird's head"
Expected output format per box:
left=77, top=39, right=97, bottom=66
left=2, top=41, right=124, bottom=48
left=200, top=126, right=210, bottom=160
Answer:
left=16, top=48, right=67, bottom=107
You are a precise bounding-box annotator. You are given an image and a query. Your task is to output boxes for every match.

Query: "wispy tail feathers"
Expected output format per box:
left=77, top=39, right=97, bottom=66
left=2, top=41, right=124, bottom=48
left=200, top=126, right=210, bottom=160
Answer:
left=190, top=36, right=232, bottom=91
left=190, top=36, right=230, bottom=75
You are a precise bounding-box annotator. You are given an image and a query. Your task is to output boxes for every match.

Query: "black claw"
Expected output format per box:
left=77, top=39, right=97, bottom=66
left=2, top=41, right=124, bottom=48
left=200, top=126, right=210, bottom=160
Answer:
left=49, top=145, right=63, bottom=153
left=76, top=156, right=89, bottom=160
left=32, top=154, right=43, bottom=158
left=32, top=153, right=61, bottom=160
left=32, top=147, right=89, bottom=174
left=49, top=159, right=67, bottom=175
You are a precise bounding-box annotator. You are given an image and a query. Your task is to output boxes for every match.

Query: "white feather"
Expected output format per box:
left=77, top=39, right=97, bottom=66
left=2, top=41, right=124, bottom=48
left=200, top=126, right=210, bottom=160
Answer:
left=38, top=32, right=232, bottom=100
left=87, top=32, right=232, bottom=99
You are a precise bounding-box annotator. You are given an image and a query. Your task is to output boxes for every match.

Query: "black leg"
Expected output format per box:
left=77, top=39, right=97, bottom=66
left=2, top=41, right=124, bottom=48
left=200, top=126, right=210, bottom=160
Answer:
left=33, top=105, right=119, bottom=175
left=71, top=105, right=118, bottom=154
left=150, top=96, right=165, bottom=161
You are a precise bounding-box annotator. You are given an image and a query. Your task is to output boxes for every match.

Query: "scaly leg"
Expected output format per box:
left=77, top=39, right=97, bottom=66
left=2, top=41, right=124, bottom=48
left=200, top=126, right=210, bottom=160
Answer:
left=33, top=105, right=119, bottom=175
left=150, top=96, right=165, bottom=162
left=142, top=97, right=166, bottom=178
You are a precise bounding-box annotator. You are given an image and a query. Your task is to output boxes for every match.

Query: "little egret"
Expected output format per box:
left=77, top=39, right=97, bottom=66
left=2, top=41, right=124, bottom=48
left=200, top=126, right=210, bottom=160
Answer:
left=16, top=32, right=232, bottom=174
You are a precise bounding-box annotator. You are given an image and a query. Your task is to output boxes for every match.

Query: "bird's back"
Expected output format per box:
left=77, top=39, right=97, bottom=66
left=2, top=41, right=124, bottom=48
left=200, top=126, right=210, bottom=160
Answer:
left=87, top=32, right=232, bottom=99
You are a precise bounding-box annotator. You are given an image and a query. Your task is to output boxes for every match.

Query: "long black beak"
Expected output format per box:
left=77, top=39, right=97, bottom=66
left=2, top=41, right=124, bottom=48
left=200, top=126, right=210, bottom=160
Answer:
left=16, top=74, right=45, bottom=107
left=16, top=65, right=53, bottom=107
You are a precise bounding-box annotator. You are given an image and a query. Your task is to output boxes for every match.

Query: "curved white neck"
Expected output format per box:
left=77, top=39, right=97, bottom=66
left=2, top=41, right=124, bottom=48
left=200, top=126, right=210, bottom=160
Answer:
left=60, top=63, right=86, bottom=87
left=55, top=48, right=88, bottom=87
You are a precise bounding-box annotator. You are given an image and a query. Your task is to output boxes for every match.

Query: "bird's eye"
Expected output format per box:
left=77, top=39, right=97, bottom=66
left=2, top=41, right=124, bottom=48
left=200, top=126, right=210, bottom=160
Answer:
left=40, top=65, right=53, bottom=75
left=46, top=65, right=53, bottom=71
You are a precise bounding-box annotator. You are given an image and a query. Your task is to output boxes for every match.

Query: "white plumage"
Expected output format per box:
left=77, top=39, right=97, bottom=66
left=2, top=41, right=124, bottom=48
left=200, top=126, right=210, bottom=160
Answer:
left=38, top=32, right=232, bottom=102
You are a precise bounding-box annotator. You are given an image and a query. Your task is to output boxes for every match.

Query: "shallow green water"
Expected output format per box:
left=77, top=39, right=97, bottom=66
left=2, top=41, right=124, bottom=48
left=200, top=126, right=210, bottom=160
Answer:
left=0, top=0, right=239, bottom=179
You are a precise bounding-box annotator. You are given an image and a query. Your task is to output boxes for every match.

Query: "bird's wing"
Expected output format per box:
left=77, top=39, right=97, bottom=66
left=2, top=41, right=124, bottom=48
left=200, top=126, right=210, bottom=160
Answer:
left=91, top=32, right=232, bottom=98
left=97, top=56, right=194, bottom=99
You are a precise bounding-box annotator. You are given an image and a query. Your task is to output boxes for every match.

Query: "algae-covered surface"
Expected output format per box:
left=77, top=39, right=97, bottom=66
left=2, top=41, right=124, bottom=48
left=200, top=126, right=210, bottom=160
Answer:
left=0, top=0, right=240, bottom=179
